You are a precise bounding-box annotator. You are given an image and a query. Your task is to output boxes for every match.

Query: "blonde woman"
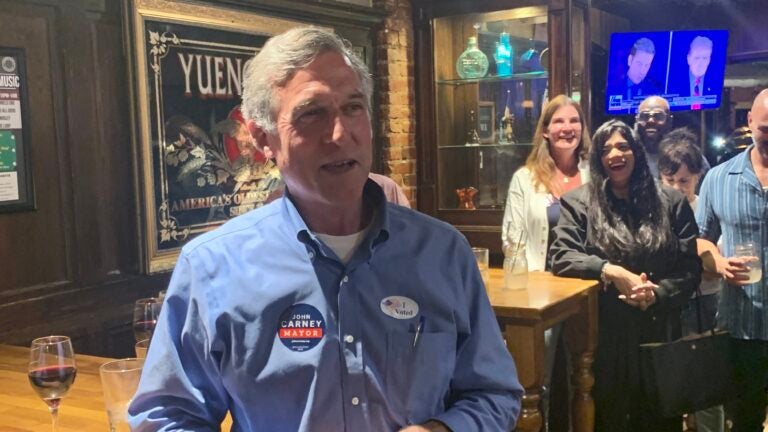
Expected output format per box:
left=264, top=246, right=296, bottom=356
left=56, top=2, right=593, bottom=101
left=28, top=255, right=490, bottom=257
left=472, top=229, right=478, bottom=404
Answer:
left=502, top=94, right=591, bottom=269
left=501, top=94, right=590, bottom=431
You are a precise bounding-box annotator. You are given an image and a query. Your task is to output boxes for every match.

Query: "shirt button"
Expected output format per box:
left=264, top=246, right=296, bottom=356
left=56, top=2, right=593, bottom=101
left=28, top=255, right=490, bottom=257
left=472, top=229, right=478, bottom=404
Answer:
left=308, top=250, right=315, bottom=260
left=344, top=334, right=354, bottom=343
left=351, top=397, right=360, bottom=406
left=342, top=276, right=349, bottom=283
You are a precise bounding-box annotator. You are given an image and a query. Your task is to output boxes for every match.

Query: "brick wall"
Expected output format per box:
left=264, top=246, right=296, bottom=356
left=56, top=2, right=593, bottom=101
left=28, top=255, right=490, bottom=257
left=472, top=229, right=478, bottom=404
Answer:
left=373, top=0, right=417, bottom=207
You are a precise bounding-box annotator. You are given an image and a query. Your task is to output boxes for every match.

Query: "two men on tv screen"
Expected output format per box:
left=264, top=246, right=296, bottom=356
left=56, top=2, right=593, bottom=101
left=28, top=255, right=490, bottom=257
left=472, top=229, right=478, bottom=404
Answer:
left=608, top=33, right=720, bottom=113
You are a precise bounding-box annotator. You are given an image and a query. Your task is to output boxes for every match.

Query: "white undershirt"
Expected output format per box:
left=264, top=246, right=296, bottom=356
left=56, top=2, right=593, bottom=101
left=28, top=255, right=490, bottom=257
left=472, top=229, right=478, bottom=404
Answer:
left=315, top=224, right=371, bottom=264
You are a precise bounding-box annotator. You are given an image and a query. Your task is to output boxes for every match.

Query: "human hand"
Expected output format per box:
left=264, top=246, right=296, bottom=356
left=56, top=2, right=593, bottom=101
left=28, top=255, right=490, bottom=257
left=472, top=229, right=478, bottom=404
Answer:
left=603, top=264, right=644, bottom=296
left=398, top=420, right=450, bottom=432
left=618, top=276, right=658, bottom=311
left=718, top=256, right=755, bottom=286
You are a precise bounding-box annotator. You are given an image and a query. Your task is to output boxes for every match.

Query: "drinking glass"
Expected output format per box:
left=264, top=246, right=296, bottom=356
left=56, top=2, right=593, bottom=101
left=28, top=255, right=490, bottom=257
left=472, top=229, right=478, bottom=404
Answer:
left=133, top=298, right=161, bottom=343
left=134, top=339, right=150, bottom=359
left=99, top=358, right=144, bottom=432
left=503, top=244, right=528, bottom=290
left=28, top=335, right=77, bottom=432
left=734, top=243, right=762, bottom=284
left=472, top=247, right=490, bottom=285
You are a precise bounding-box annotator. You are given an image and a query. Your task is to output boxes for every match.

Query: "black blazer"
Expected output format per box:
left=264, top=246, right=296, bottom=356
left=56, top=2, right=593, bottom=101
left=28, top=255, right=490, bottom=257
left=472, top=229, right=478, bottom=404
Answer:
left=549, top=184, right=702, bottom=430
left=550, top=185, right=701, bottom=342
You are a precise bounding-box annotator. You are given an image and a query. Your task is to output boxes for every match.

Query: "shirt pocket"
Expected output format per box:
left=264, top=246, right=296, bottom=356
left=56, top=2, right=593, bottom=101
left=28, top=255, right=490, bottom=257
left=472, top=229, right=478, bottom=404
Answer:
left=385, top=331, right=457, bottom=425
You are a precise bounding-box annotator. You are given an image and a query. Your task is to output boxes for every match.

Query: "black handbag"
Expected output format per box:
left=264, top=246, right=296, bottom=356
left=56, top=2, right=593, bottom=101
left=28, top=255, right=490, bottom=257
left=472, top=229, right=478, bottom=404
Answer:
left=638, top=287, right=735, bottom=418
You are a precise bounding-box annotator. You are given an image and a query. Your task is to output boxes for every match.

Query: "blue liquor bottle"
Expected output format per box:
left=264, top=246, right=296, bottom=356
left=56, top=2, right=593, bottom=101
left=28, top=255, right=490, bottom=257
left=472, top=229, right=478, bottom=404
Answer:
left=494, top=32, right=513, bottom=76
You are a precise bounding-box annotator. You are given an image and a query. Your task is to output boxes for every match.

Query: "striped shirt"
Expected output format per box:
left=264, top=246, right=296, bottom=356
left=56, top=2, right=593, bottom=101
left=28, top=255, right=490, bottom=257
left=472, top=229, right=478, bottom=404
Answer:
left=696, top=145, right=768, bottom=340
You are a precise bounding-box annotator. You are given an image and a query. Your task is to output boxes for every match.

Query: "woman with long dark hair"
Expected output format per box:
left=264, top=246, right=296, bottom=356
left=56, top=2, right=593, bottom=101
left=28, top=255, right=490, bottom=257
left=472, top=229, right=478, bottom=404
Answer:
left=549, top=119, right=701, bottom=431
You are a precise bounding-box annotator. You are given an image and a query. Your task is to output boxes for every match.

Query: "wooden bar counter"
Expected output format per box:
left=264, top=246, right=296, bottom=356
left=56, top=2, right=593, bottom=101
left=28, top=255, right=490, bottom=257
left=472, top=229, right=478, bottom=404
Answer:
left=487, top=269, right=599, bottom=432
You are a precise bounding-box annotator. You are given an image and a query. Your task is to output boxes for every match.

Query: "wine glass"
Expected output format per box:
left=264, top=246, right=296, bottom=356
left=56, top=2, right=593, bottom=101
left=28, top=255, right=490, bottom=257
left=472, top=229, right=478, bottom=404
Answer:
left=133, top=297, right=161, bottom=343
left=28, top=335, right=77, bottom=432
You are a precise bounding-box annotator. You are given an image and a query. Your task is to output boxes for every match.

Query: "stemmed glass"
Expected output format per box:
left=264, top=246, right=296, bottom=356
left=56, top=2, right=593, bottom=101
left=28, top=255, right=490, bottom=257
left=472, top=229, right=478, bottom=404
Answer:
left=28, top=335, right=77, bottom=432
left=133, top=297, right=161, bottom=343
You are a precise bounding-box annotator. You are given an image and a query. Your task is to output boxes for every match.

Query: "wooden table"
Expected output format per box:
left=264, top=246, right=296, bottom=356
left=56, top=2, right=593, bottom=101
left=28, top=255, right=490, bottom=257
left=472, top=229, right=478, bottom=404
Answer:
left=0, top=344, right=110, bottom=431
left=487, top=269, right=599, bottom=432
left=0, top=344, right=233, bottom=431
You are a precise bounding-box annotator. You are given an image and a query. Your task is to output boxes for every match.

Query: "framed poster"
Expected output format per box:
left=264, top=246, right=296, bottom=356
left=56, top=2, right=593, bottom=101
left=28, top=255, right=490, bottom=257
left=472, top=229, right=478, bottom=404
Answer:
left=124, top=0, right=307, bottom=273
left=0, top=47, right=34, bottom=212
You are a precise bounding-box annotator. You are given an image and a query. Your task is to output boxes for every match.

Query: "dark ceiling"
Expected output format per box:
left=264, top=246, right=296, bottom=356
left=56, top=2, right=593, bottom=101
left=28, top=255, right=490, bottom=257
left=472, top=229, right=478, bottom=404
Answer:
left=592, top=0, right=757, bottom=27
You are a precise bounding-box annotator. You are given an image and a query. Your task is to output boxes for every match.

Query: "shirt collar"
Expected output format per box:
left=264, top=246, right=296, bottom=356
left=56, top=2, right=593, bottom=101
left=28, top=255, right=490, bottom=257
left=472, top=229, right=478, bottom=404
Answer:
left=727, top=144, right=755, bottom=175
left=279, top=178, right=391, bottom=252
left=726, top=144, right=766, bottom=192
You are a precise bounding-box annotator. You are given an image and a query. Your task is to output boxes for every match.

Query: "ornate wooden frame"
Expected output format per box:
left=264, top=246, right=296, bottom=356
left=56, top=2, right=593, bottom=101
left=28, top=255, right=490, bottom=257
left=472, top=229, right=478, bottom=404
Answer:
left=123, top=0, right=305, bottom=273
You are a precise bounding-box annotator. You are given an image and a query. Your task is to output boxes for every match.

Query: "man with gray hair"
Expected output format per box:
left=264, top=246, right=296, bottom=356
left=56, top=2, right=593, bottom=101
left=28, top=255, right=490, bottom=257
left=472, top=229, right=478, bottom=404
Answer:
left=129, top=26, right=523, bottom=432
left=673, top=36, right=715, bottom=110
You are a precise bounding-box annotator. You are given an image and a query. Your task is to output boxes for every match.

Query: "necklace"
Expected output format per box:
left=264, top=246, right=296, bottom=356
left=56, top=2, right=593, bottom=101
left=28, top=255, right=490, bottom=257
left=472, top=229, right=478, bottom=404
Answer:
left=555, top=161, right=578, bottom=185
left=559, top=170, right=579, bottom=185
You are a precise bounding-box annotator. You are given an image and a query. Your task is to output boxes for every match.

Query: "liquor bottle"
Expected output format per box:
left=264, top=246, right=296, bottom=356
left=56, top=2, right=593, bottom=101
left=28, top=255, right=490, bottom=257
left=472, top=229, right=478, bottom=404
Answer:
left=498, top=90, right=517, bottom=144
left=494, top=32, right=513, bottom=76
left=466, top=109, right=481, bottom=146
left=456, top=36, right=489, bottom=79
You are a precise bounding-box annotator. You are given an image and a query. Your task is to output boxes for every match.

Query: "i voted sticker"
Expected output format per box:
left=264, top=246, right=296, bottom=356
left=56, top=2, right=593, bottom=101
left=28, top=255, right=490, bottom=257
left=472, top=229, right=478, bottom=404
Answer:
left=278, top=303, right=325, bottom=352
left=380, top=296, right=419, bottom=320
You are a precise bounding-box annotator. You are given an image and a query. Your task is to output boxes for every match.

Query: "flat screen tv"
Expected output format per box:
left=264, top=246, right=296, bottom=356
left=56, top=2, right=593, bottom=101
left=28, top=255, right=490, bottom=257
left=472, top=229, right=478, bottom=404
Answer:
left=605, top=29, right=728, bottom=114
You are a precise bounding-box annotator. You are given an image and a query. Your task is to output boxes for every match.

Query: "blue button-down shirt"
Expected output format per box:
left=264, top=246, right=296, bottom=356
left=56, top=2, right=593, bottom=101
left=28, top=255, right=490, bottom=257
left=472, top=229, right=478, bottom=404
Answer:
left=696, top=145, right=768, bottom=340
left=129, top=181, right=523, bottom=431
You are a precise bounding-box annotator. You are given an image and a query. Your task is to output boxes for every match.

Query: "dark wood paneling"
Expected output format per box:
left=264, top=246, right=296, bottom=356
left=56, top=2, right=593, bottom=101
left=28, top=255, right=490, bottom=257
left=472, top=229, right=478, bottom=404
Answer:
left=58, top=5, right=137, bottom=283
left=0, top=0, right=150, bottom=357
left=415, top=0, right=546, bottom=17
left=213, top=0, right=386, bottom=28
left=0, top=274, right=170, bottom=358
left=0, top=2, right=71, bottom=293
left=548, top=1, right=569, bottom=97
left=413, top=0, right=437, bottom=215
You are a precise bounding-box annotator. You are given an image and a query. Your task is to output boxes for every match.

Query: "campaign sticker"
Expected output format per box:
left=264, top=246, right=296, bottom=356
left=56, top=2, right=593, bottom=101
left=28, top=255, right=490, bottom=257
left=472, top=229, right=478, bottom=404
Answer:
left=380, top=296, right=419, bottom=320
left=278, top=303, right=325, bottom=352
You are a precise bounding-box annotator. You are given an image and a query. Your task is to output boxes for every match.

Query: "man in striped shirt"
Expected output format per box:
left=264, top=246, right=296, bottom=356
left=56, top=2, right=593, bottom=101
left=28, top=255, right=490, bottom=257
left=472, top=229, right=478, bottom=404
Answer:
left=695, top=88, right=768, bottom=432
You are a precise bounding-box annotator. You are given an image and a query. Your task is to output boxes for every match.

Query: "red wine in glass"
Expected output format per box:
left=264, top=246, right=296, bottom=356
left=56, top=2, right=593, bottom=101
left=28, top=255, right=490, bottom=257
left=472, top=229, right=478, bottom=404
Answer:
left=132, top=319, right=157, bottom=342
left=28, top=335, right=77, bottom=432
left=28, top=365, right=77, bottom=402
left=133, top=297, right=161, bottom=343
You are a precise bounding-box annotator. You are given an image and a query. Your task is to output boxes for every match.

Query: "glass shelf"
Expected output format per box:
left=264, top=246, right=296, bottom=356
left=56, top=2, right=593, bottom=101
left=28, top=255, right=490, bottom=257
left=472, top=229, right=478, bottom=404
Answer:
left=432, top=8, right=548, bottom=211
left=436, top=71, right=547, bottom=86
